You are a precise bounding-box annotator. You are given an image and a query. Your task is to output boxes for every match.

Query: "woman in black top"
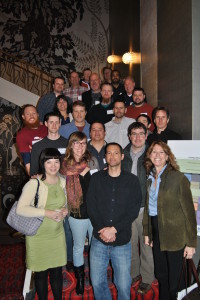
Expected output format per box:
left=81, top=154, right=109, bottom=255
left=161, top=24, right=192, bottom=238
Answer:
left=60, top=131, right=99, bottom=295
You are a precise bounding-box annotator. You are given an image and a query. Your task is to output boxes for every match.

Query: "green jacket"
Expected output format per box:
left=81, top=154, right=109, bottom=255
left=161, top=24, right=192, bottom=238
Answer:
left=143, top=166, right=197, bottom=251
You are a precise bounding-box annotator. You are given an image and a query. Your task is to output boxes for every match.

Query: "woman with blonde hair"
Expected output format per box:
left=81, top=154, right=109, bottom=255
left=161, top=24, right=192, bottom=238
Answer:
left=60, top=131, right=99, bottom=295
left=143, top=141, right=197, bottom=300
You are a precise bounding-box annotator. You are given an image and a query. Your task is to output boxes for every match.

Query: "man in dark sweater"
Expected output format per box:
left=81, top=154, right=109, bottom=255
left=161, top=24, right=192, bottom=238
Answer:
left=122, top=122, right=154, bottom=294
left=82, top=73, right=102, bottom=113
left=147, top=106, right=182, bottom=146
left=87, top=143, right=142, bottom=300
left=30, top=112, right=68, bottom=176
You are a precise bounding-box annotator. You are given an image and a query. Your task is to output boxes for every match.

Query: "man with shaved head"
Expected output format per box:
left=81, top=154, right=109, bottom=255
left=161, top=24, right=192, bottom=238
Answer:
left=82, top=73, right=102, bottom=112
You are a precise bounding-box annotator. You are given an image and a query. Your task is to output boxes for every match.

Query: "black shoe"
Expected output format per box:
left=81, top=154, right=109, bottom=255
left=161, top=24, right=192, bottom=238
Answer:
left=74, top=265, right=84, bottom=295
left=137, top=282, right=151, bottom=294
left=66, top=261, right=74, bottom=273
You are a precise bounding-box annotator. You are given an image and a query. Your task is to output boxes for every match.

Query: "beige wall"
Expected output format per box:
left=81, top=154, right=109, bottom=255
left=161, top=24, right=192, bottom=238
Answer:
left=0, top=77, right=39, bottom=107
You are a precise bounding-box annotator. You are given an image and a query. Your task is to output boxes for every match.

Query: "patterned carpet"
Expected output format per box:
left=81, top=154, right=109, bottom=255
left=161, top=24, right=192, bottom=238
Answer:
left=0, top=243, right=159, bottom=299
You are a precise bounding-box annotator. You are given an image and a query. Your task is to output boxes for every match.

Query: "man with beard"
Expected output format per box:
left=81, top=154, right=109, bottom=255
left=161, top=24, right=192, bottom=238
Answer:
left=105, top=98, right=135, bottom=148
left=111, top=69, right=125, bottom=101
left=16, top=104, right=47, bottom=175
left=86, top=83, right=114, bottom=124
left=125, top=88, right=154, bottom=131
left=82, top=73, right=102, bottom=113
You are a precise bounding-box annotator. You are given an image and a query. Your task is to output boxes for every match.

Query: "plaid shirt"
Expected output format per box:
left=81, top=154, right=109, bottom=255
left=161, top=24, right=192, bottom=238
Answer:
left=63, top=86, right=88, bottom=102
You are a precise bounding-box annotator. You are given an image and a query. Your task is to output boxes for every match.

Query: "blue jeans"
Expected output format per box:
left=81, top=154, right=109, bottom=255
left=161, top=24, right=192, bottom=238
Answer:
left=68, top=216, right=93, bottom=267
left=64, top=216, right=73, bottom=261
left=90, top=237, right=132, bottom=300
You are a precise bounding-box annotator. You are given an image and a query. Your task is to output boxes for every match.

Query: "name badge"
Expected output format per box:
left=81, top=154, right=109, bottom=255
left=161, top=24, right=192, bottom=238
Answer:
left=58, top=148, right=66, bottom=154
left=95, top=100, right=100, bottom=105
left=107, top=110, right=113, bottom=115
left=32, top=137, right=42, bottom=145
left=90, top=169, right=98, bottom=175
left=103, top=158, right=106, bottom=164
left=78, top=95, right=82, bottom=101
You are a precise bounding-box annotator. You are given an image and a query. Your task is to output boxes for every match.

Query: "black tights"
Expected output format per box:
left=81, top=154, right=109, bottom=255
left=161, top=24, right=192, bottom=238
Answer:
left=34, top=266, right=63, bottom=300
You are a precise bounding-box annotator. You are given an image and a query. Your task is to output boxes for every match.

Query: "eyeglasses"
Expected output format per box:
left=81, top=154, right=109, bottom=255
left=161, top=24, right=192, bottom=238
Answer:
left=130, top=132, right=146, bottom=137
left=73, top=141, right=87, bottom=146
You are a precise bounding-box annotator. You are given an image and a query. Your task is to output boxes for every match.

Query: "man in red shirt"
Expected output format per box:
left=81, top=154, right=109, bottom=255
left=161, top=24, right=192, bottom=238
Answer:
left=16, top=104, right=47, bottom=175
left=125, top=88, right=154, bottom=131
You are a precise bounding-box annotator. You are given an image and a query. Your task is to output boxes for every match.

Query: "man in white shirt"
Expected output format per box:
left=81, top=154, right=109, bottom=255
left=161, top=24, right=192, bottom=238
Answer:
left=105, top=98, right=135, bottom=148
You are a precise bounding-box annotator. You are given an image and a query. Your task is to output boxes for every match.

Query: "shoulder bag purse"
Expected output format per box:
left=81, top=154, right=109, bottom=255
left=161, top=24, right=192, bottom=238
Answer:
left=6, top=179, right=43, bottom=236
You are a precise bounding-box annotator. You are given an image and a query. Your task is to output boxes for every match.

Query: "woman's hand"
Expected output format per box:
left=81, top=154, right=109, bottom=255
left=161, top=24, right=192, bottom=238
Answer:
left=144, top=236, right=153, bottom=247
left=80, top=167, right=90, bottom=176
left=60, top=207, right=68, bottom=218
left=184, top=246, right=195, bottom=259
left=45, top=209, right=63, bottom=222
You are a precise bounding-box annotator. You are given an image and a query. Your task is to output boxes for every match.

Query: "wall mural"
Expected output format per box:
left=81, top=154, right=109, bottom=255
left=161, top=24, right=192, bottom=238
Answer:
left=0, top=0, right=109, bottom=80
left=0, top=0, right=109, bottom=222
left=0, top=98, right=28, bottom=219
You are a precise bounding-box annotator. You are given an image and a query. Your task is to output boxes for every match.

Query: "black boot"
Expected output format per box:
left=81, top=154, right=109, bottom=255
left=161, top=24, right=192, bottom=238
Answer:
left=74, top=265, right=84, bottom=295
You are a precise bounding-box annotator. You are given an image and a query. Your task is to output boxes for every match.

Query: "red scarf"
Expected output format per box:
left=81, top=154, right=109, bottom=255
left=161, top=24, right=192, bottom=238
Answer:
left=61, top=160, right=88, bottom=215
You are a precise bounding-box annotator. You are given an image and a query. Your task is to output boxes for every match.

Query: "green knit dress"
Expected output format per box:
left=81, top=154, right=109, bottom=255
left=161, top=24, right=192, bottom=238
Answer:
left=26, top=180, right=67, bottom=271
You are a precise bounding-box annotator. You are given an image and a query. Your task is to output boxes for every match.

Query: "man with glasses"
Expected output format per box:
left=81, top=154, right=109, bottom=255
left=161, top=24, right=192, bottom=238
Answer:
left=86, top=83, right=114, bottom=124
left=122, top=122, right=154, bottom=294
left=59, top=101, right=90, bottom=139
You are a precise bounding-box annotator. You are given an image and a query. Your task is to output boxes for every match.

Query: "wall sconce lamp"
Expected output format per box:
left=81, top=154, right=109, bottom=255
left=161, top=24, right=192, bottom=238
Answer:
left=122, top=52, right=141, bottom=64
left=107, top=55, right=122, bottom=64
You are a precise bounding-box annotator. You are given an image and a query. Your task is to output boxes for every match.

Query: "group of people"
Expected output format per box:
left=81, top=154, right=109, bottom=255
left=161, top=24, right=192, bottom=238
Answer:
left=14, top=67, right=197, bottom=300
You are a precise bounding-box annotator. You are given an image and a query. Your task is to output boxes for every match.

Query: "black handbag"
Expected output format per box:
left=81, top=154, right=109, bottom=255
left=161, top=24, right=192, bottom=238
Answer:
left=177, top=258, right=200, bottom=300
left=6, top=179, right=43, bottom=236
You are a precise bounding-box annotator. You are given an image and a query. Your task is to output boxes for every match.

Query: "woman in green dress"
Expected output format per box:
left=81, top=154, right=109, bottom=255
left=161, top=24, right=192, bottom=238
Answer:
left=16, top=148, right=68, bottom=300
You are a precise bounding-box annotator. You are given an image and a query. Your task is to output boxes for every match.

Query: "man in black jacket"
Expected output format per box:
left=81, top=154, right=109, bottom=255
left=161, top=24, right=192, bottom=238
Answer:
left=87, top=143, right=142, bottom=300
left=122, top=122, right=154, bottom=294
left=82, top=73, right=101, bottom=113
left=147, top=106, right=182, bottom=146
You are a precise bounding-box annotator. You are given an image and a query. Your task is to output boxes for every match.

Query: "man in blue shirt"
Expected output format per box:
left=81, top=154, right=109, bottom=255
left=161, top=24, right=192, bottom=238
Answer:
left=59, top=101, right=90, bottom=139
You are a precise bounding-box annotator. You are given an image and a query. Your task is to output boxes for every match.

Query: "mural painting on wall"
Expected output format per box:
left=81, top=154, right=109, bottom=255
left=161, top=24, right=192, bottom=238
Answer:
left=0, top=98, right=27, bottom=213
left=0, top=0, right=109, bottom=81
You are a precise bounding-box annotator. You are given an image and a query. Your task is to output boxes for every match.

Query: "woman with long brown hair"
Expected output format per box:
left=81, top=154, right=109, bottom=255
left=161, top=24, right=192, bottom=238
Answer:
left=143, top=141, right=197, bottom=300
left=60, top=131, right=99, bottom=295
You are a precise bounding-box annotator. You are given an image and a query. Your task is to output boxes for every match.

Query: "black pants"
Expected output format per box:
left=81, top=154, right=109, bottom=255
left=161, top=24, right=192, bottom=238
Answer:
left=34, top=266, right=63, bottom=300
left=151, top=216, right=185, bottom=300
